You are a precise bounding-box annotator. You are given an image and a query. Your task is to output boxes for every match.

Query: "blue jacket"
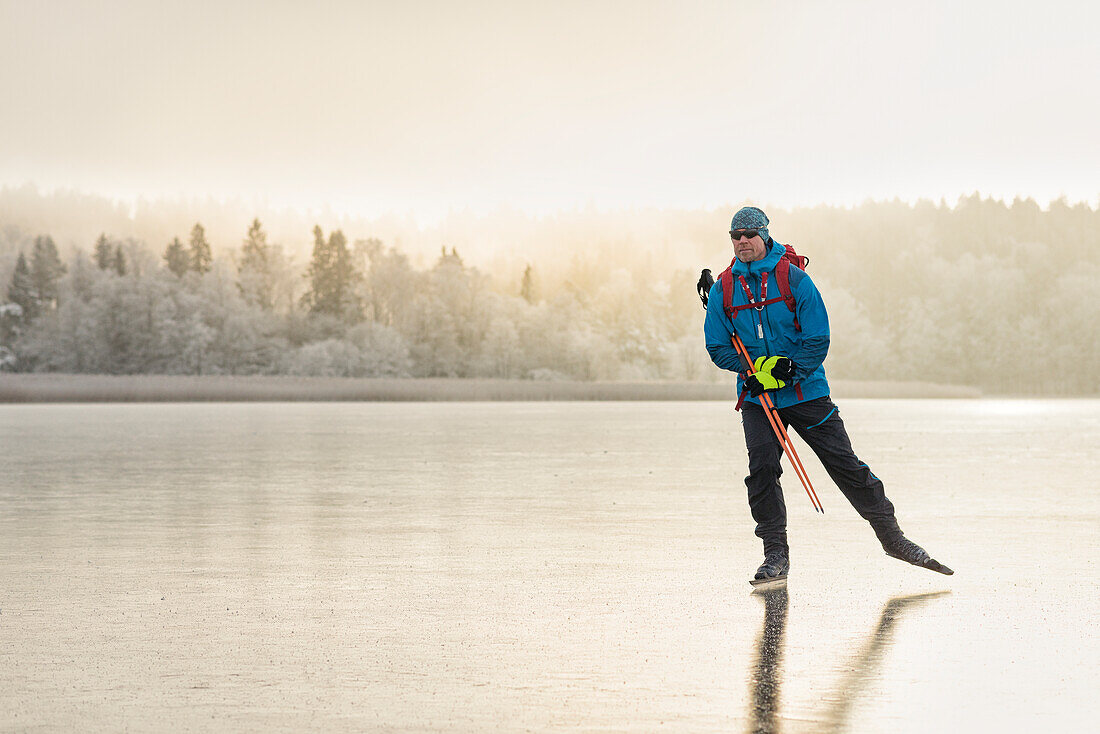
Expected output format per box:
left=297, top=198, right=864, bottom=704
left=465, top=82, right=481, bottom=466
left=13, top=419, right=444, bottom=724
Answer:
left=704, top=240, right=831, bottom=408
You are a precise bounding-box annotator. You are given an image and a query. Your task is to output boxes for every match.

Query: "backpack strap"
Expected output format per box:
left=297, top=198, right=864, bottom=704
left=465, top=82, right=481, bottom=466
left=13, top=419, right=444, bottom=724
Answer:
left=774, top=256, right=801, bottom=332
left=719, top=264, right=734, bottom=320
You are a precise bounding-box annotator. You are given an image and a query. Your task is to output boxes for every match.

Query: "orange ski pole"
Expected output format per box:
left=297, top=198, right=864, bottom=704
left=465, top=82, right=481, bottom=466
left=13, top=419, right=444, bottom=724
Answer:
left=731, top=333, right=824, bottom=514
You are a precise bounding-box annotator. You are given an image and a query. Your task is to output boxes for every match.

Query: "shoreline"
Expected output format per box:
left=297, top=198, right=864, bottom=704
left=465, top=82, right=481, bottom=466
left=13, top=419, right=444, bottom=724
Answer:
left=0, top=374, right=985, bottom=402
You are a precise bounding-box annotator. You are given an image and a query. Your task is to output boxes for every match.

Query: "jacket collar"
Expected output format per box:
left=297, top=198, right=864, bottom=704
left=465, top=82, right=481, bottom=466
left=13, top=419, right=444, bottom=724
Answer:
left=732, top=239, right=784, bottom=277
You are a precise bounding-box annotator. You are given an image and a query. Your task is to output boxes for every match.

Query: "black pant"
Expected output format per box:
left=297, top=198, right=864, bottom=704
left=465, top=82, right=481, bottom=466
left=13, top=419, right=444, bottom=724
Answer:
left=741, top=396, right=902, bottom=556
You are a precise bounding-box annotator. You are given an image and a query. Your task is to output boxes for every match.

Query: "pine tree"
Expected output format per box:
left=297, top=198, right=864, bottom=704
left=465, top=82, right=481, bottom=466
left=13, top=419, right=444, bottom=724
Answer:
left=521, top=264, right=535, bottom=303
left=112, top=245, right=127, bottom=276
left=7, top=252, right=37, bottom=321
left=188, top=222, right=212, bottom=274
left=326, top=229, right=360, bottom=320
left=94, top=233, right=113, bottom=270
left=300, top=225, right=329, bottom=313
left=304, top=226, right=331, bottom=314
left=164, top=237, right=189, bottom=277
left=303, top=226, right=361, bottom=320
left=240, top=219, right=268, bottom=271
left=238, top=218, right=274, bottom=309
left=30, top=235, right=66, bottom=311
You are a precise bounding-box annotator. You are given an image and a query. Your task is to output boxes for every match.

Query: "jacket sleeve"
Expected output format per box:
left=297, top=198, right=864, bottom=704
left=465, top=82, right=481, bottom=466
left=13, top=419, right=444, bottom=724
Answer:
left=790, top=272, right=830, bottom=382
left=704, top=282, right=746, bottom=372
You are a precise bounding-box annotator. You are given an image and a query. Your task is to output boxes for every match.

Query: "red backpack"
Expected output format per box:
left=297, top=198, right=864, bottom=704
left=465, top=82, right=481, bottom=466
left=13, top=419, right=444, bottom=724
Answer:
left=715, top=244, right=809, bottom=331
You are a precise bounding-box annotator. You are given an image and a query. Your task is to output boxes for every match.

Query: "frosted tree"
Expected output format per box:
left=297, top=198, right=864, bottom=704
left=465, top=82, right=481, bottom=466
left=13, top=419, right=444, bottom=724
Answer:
left=357, top=238, right=413, bottom=328
left=283, top=321, right=411, bottom=377
left=346, top=321, right=411, bottom=376
left=188, top=223, right=212, bottom=274
left=7, top=252, right=36, bottom=321
left=477, top=302, right=524, bottom=377
left=201, top=260, right=289, bottom=374
left=0, top=302, right=22, bottom=348
left=163, top=237, right=189, bottom=277
left=112, top=245, right=126, bottom=276
left=93, top=233, right=113, bottom=270
left=299, top=226, right=327, bottom=314
left=590, top=267, right=668, bottom=378
left=302, top=226, right=361, bottom=321
left=31, top=236, right=66, bottom=312
left=16, top=257, right=112, bottom=373
left=402, top=247, right=491, bottom=377
left=268, top=245, right=297, bottom=315
left=520, top=264, right=536, bottom=303
left=237, top=218, right=274, bottom=309
left=67, top=250, right=98, bottom=303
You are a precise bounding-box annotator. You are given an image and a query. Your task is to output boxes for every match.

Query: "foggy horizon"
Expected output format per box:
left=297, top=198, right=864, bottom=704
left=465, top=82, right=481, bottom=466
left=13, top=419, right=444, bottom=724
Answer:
left=2, top=181, right=1096, bottom=270
left=3, top=1, right=1097, bottom=220
left=5, top=178, right=1099, bottom=223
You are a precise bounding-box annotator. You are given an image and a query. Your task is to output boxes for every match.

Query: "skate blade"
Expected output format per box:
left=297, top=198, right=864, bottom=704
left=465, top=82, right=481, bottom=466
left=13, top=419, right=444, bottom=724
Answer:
left=749, top=575, right=788, bottom=589
left=885, top=551, right=954, bottom=576
left=925, top=559, right=954, bottom=575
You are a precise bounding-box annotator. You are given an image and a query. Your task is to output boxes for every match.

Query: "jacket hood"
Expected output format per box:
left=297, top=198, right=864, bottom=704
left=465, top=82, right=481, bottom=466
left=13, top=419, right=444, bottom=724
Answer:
left=732, top=239, right=784, bottom=277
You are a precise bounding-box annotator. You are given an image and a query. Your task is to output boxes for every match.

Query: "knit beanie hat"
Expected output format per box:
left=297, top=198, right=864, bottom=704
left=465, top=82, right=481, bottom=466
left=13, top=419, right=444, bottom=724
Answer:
left=730, top=206, right=770, bottom=243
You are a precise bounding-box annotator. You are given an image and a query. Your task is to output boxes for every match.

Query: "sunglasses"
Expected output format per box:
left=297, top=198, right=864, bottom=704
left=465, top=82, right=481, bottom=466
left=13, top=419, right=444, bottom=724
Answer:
left=730, top=229, right=761, bottom=241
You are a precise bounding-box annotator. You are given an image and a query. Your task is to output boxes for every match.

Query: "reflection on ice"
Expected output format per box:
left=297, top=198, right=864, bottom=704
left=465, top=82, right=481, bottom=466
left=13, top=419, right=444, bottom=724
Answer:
left=816, top=591, right=951, bottom=733
left=749, top=587, right=789, bottom=734
left=748, top=590, right=951, bottom=734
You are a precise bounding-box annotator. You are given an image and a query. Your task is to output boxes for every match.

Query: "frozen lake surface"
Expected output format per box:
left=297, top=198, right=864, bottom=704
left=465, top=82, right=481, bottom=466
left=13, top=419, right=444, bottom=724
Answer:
left=1, top=399, right=1098, bottom=732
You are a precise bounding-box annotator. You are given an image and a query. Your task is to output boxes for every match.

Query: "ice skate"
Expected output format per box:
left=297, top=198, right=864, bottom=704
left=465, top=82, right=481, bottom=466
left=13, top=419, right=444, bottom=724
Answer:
left=749, top=551, right=790, bottom=588
left=882, top=536, right=953, bottom=575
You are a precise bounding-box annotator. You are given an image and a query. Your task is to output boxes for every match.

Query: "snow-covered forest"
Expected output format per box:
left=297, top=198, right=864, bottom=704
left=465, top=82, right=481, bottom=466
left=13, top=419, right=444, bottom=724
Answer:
left=1, top=189, right=1097, bottom=395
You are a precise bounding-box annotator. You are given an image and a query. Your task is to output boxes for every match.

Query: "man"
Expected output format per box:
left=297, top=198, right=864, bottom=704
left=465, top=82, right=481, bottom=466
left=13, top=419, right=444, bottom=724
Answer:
left=704, top=206, right=952, bottom=583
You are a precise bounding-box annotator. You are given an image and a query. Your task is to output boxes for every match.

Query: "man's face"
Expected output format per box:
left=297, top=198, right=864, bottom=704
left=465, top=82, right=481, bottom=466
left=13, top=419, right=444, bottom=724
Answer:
left=732, top=229, right=768, bottom=262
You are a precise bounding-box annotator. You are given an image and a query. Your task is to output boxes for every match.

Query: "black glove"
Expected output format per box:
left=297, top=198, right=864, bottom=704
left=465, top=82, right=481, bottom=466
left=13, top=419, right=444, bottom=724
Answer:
left=770, top=357, right=796, bottom=382
left=697, top=269, right=714, bottom=308
left=744, top=372, right=785, bottom=398
left=753, top=355, right=797, bottom=382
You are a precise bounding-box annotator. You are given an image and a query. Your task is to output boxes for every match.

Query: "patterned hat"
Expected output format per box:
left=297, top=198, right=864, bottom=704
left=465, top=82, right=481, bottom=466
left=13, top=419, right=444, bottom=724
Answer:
left=730, top=206, right=770, bottom=243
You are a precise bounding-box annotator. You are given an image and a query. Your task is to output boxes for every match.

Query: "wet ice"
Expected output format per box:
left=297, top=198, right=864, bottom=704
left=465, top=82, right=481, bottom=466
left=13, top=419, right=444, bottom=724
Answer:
left=1, top=400, right=1097, bottom=732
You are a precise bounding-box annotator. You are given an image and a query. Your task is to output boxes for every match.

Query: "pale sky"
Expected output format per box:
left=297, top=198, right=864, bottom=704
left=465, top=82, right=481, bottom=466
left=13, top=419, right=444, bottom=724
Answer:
left=1, top=0, right=1097, bottom=221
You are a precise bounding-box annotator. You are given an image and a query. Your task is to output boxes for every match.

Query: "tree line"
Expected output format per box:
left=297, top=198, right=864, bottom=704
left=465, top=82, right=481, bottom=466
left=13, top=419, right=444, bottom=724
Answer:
left=1, top=196, right=1097, bottom=394
left=0, top=211, right=712, bottom=381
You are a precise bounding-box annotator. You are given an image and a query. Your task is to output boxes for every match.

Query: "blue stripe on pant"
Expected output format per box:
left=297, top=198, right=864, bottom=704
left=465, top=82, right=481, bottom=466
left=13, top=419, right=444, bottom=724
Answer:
left=740, top=396, right=902, bottom=555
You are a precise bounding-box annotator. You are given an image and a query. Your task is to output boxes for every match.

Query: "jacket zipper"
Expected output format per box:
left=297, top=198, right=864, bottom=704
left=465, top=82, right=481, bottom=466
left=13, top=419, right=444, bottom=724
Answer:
left=747, top=266, right=773, bottom=354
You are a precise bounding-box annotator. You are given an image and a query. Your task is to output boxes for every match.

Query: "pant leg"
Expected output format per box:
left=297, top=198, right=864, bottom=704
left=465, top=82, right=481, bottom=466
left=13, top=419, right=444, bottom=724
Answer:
left=741, top=401, right=789, bottom=556
left=780, top=397, right=903, bottom=544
